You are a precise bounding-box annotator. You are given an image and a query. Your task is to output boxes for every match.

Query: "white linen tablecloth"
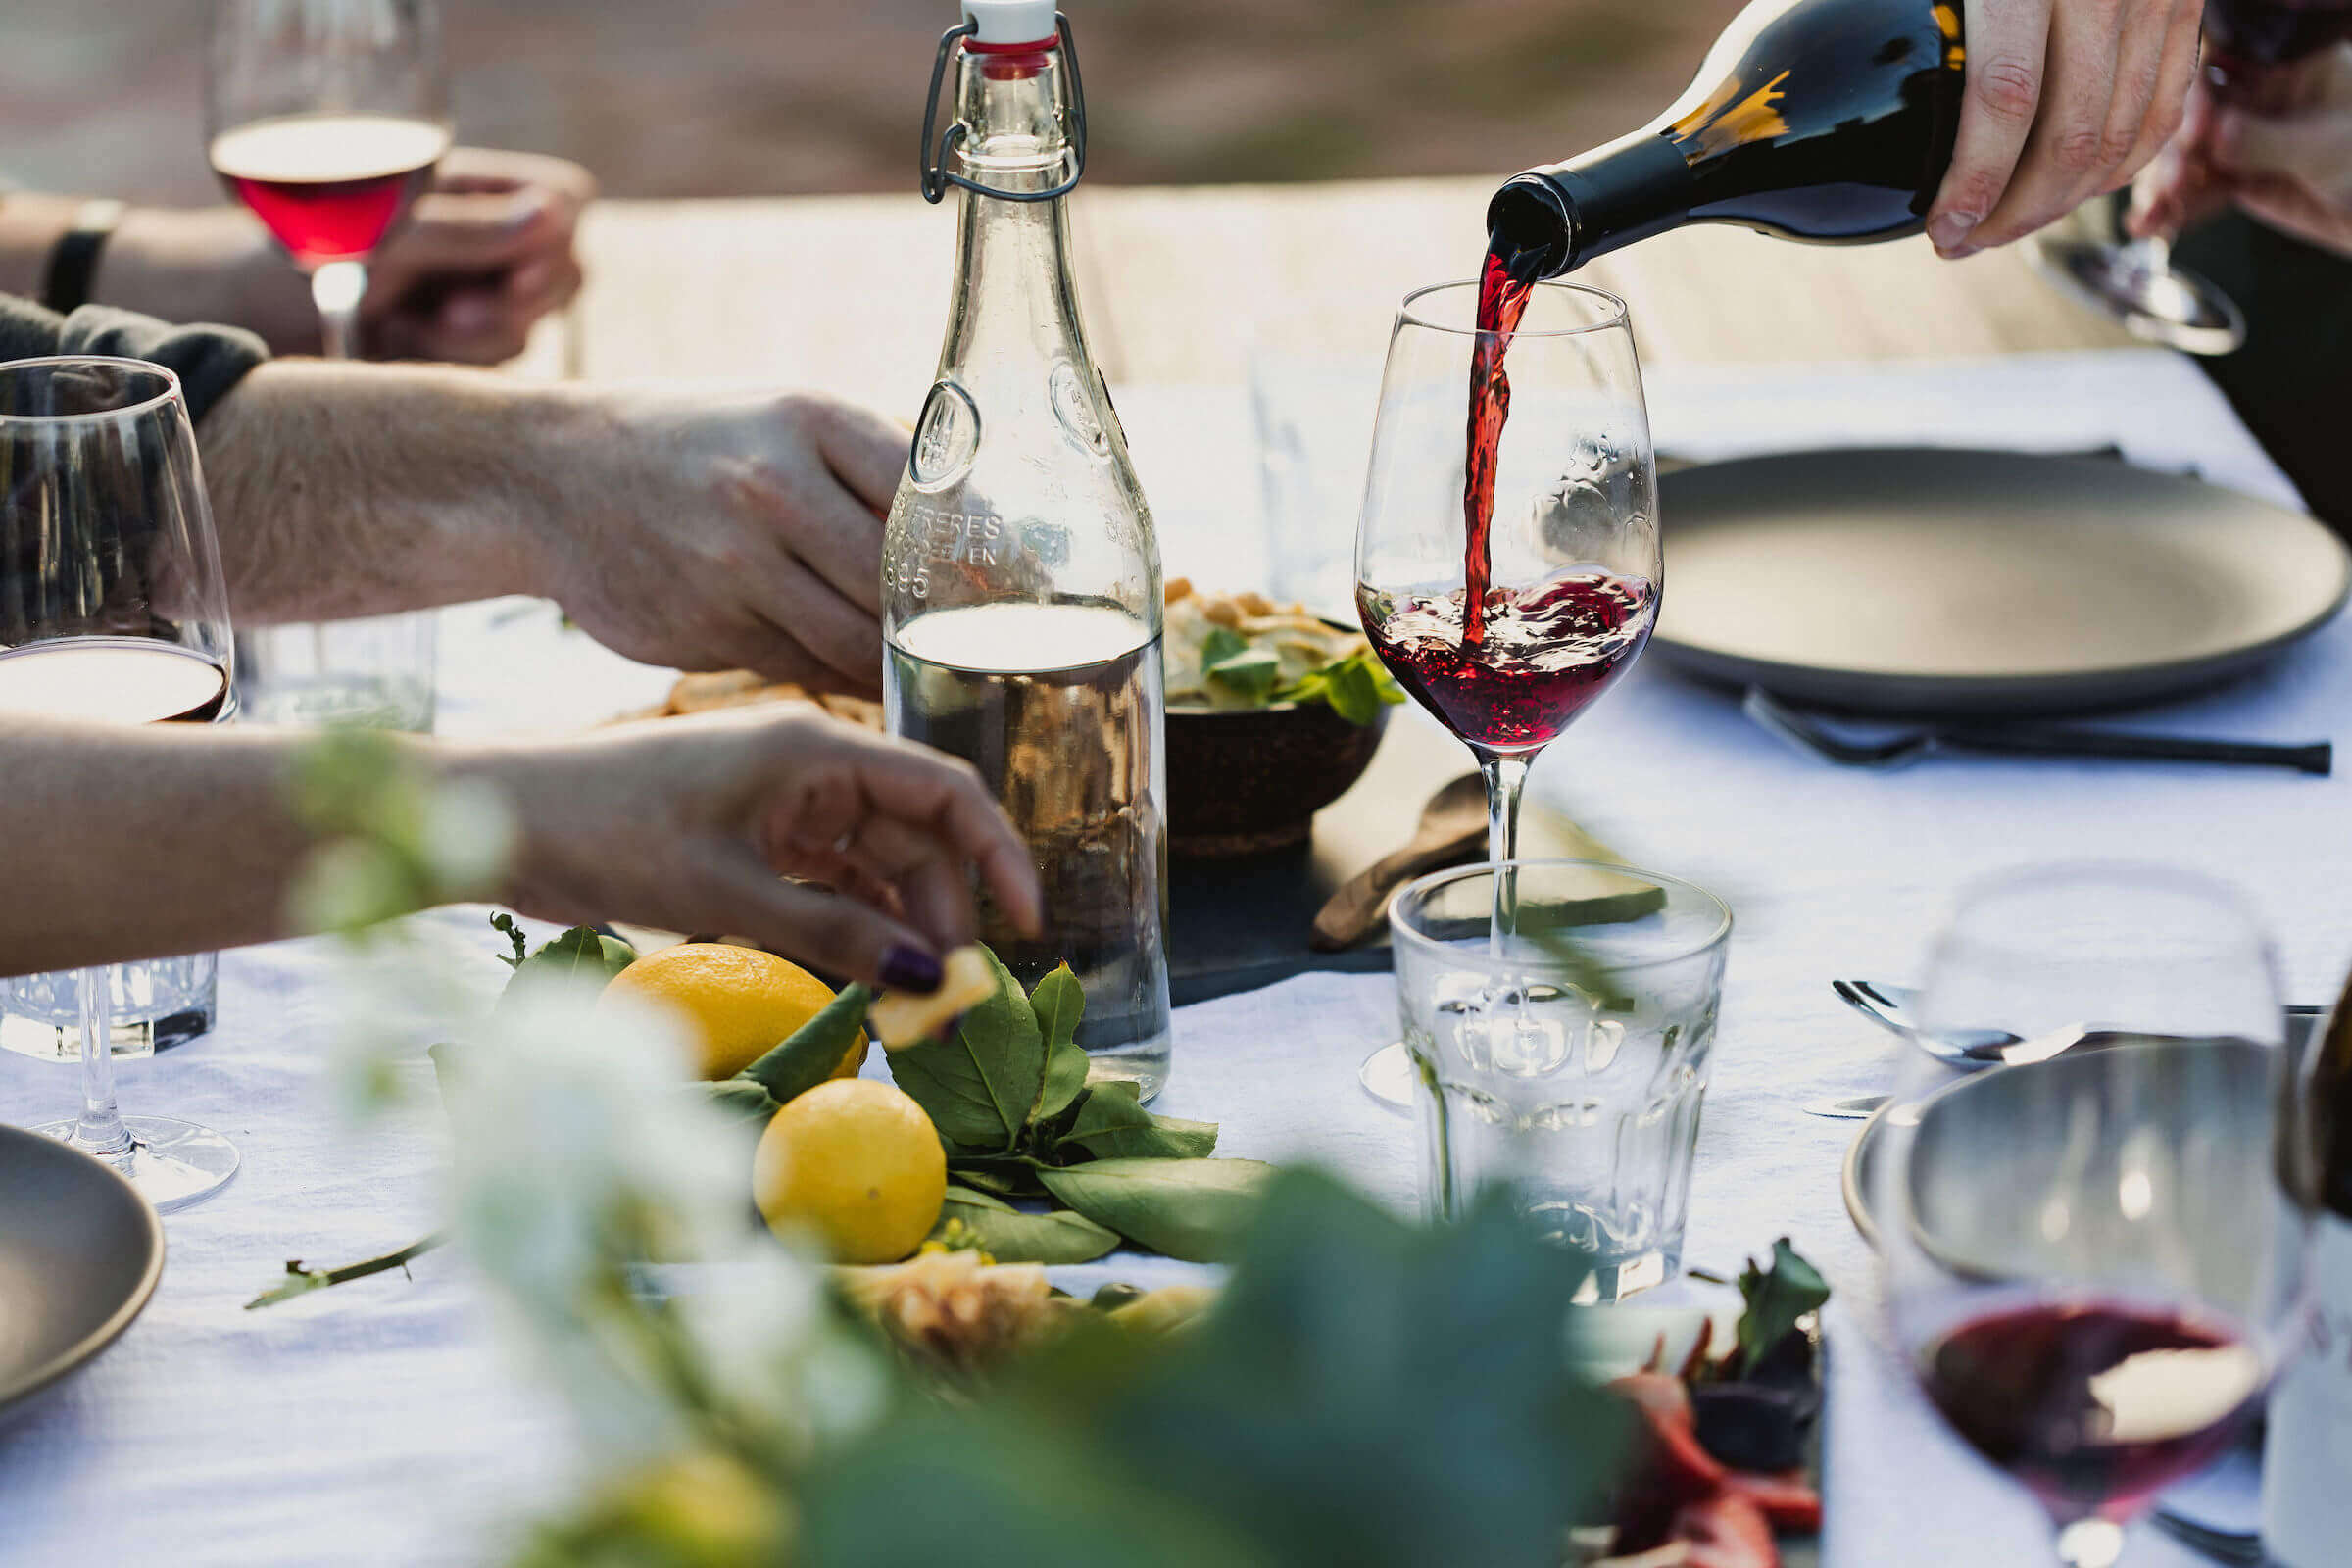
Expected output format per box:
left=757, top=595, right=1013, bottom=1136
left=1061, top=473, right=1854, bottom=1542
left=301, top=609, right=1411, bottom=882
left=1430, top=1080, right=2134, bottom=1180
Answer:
left=1, top=349, right=2331, bottom=1565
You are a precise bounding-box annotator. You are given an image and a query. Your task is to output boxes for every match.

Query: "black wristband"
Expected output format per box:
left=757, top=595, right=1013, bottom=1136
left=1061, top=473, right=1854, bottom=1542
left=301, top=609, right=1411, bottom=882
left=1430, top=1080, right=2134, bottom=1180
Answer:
left=40, top=199, right=127, bottom=316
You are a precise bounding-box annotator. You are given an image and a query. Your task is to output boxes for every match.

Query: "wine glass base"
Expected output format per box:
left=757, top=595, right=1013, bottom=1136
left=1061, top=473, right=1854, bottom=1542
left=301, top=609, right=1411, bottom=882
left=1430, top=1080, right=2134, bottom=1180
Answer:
left=1357, top=1041, right=1419, bottom=1113
left=35, top=1116, right=240, bottom=1212
left=2033, top=236, right=2246, bottom=357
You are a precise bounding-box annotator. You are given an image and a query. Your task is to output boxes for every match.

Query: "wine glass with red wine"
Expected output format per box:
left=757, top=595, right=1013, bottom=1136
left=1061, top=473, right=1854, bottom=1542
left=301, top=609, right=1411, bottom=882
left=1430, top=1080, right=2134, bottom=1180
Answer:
left=1352, top=278, right=1659, bottom=1105
left=0, top=358, right=243, bottom=1210
left=209, top=0, right=449, bottom=732
left=1874, top=865, right=2308, bottom=1568
left=208, top=0, right=451, bottom=362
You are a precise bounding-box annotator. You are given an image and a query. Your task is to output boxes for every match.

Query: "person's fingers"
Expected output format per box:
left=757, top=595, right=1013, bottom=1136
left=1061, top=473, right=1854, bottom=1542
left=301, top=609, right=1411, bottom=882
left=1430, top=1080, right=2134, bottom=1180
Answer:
left=749, top=444, right=888, bottom=616
left=741, top=555, right=880, bottom=695
left=1932, top=0, right=2056, bottom=255
left=2115, top=0, right=2203, bottom=175
left=802, top=396, right=913, bottom=516
left=2090, top=0, right=2182, bottom=192
left=831, top=741, right=1042, bottom=939
left=433, top=147, right=600, bottom=208
left=390, top=187, right=561, bottom=273
left=845, top=816, right=981, bottom=954
left=895, top=851, right=981, bottom=956
left=636, top=607, right=835, bottom=690
left=684, top=845, right=941, bottom=990
left=1969, top=0, right=2128, bottom=251
left=2211, top=104, right=2352, bottom=187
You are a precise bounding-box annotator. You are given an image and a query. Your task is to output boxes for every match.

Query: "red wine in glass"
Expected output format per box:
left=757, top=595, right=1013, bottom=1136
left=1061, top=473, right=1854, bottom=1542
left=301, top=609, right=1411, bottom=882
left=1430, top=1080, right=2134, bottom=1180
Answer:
left=209, top=112, right=449, bottom=268
left=0, top=638, right=230, bottom=724
left=1360, top=570, right=1655, bottom=754
left=1919, top=1298, right=2265, bottom=1525
left=1460, top=241, right=1544, bottom=648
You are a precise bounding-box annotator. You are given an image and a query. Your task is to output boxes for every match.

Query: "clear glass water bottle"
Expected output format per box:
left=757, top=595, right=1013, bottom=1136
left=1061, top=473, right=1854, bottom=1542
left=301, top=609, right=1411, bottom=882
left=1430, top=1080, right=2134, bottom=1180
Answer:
left=884, top=0, right=1171, bottom=1100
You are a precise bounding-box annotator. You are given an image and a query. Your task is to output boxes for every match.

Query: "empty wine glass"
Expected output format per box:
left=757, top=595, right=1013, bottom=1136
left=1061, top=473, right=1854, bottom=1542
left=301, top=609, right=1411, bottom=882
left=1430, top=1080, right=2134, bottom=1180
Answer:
left=1352, top=280, right=1660, bottom=1106
left=210, top=0, right=447, bottom=731
left=0, top=358, right=243, bottom=1210
left=1874, top=864, right=2307, bottom=1566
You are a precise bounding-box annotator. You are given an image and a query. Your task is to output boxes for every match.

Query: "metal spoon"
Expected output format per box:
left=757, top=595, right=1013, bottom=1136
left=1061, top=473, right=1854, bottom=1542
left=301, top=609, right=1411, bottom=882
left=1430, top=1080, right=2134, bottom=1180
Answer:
left=1832, top=979, right=2023, bottom=1069
left=1838, top=979, right=2324, bottom=1069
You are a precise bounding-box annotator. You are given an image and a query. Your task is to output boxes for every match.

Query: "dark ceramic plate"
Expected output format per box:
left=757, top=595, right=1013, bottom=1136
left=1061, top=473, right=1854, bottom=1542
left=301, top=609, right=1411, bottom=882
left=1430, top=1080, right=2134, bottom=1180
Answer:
left=1653, top=448, right=2350, bottom=716
left=0, top=1125, right=164, bottom=1423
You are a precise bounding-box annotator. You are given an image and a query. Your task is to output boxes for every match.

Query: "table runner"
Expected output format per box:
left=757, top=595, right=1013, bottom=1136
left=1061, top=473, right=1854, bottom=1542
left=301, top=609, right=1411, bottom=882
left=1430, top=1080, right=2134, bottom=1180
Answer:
left=1, top=349, right=2331, bottom=1565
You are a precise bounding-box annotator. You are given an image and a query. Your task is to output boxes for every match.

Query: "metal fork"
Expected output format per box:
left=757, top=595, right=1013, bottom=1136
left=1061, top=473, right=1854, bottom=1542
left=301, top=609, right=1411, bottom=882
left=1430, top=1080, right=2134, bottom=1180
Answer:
left=1741, top=687, right=2331, bottom=775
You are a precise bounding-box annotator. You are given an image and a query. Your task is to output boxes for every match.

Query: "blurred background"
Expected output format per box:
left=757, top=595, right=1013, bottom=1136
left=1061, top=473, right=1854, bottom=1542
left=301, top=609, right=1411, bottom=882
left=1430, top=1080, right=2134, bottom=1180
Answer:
left=1, top=0, right=1747, bottom=201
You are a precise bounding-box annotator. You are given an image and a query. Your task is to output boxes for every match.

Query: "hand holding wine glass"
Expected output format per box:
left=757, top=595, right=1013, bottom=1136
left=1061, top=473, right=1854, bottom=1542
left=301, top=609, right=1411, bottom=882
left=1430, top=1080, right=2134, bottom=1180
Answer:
left=1875, top=866, right=2307, bottom=1567
left=208, top=0, right=451, bottom=363
left=2133, top=39, right=2352, bottom=258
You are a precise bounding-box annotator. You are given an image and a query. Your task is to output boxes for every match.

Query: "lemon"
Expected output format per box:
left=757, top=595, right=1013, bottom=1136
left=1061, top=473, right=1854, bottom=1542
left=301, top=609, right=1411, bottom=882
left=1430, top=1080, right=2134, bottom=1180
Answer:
left=754, top=1079, right=947, bottom=1264
left=601, top=943, right=867, bottom=1083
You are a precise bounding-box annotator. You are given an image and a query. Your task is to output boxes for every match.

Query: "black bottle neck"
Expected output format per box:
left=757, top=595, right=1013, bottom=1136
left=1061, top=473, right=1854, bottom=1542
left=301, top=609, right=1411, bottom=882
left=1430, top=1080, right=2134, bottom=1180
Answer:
left=1487, top=131, right=1697, bottom=280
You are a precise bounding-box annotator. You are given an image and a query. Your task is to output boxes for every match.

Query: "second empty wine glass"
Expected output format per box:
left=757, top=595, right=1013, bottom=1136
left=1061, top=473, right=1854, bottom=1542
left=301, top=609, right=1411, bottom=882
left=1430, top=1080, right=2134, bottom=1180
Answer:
left=0, top=358, right=244, bottom=1210
left=1352, top=279, right=1660, bottom=1105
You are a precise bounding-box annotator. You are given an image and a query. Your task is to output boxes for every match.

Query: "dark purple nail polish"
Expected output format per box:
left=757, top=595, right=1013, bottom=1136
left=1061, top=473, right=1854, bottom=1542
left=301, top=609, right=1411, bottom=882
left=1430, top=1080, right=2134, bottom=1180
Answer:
left=880, top=945, right=943, bottom=995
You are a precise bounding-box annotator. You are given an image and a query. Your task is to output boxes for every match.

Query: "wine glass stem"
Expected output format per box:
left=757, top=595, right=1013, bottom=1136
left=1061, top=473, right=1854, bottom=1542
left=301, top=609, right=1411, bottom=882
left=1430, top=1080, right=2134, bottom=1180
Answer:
left=1480, top=751, right=1532, bottom=953
left=74, top=965, right=132, bottom=1160
left=311, top=260, right=368, bottom=361
left=2053, top=1518, right=2124, bottom=1568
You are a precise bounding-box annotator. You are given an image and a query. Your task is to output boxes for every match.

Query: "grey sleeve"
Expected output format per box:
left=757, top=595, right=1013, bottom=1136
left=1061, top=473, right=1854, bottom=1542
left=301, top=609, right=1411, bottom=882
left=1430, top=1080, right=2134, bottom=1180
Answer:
left=0, top=294, right=270, bottom=424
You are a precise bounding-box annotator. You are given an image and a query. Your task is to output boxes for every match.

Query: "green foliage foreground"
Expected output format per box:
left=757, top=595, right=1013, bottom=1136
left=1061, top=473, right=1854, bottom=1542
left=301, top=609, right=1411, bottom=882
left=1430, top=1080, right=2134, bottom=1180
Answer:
left=522, top=1169, right=1629, bottom=1568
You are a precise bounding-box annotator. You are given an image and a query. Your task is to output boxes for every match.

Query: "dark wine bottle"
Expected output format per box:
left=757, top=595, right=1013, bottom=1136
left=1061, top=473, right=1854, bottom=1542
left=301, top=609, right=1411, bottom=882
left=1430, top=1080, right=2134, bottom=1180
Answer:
left=1489, top=0, right=1966, bottom=278
left=2264, top=969, right=2352, bottom=1567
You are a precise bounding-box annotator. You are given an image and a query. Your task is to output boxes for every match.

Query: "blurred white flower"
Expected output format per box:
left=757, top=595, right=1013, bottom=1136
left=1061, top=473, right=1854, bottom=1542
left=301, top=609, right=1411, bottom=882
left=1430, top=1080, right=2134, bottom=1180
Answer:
left=418, top=776, right=517, bottom=900
left=437, top=979, right=866, bottom=1463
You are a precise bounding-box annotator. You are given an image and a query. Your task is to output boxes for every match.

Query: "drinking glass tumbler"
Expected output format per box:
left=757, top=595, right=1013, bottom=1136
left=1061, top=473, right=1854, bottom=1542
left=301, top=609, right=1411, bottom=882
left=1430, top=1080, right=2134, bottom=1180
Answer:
left=1391, top=858, right=1730, bottom=1302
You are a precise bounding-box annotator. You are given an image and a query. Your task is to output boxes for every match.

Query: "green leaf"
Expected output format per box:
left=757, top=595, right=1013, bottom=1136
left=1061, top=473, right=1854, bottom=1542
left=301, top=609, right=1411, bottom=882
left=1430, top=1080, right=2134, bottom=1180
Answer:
left=1205, top=647, right=1281, bottom=701
left=1735, top=1238, right=1831, bottom=1378
left=887, top=946, right=1042, bottom=1152
left=1029, top=964, right=1091, bottom=1125
left=946, top=1154, right=1051, bottom=1198
left=933, top=1188, right=1121, bottom=1265
left=1051, top=1082, right=1219, bottom=1162
left=1101, top=1170, right=1625, bottom=1567
left=1319, top=655, right=1383, bottom=725
left=737, top=983, right=870, bottom=1106
left=702, top=1077, right=783, bottom=1128
left=495, top=924, right=636, bottom=1011
left=1200, top=625, right=1249, bottom=667
left=1037, top=1157, right=1273, bottom=1263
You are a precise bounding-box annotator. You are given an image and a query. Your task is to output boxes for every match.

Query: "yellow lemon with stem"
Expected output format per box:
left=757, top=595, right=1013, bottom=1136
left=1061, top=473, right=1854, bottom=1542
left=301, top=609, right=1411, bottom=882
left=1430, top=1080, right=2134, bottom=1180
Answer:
left=600, top=943, right=867, bottom=1083
left=754, top=1078, right=947, bottom=1264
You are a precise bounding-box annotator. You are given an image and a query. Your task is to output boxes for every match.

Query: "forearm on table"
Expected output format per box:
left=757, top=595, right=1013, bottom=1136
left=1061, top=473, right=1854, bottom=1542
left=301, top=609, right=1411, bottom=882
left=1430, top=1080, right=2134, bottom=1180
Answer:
left=200, top=361, right=612, bottom=623
left=0, top=197, right=315, bottom=350
left=0, top=721, right=331, bottom=975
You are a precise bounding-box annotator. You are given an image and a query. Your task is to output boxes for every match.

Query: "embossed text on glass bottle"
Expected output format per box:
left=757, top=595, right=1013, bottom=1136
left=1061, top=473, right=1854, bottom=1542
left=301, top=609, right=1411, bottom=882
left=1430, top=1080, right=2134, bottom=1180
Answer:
left=883, top=26, right=1171, bottom=1100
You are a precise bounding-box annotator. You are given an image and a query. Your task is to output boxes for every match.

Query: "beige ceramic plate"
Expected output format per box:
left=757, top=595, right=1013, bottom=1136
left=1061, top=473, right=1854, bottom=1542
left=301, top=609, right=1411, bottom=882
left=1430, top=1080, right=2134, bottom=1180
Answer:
left=1653, top=449, right=2350, bottom=715
left=0, top=1125, right=164, bottom=1422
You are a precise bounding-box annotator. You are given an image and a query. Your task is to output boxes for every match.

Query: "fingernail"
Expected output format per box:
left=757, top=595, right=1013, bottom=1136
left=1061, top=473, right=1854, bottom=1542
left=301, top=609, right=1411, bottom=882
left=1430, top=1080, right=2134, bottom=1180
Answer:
left=1928, top=212, right=1979, bottom=255
left=880, top=944, right=943, bottom=995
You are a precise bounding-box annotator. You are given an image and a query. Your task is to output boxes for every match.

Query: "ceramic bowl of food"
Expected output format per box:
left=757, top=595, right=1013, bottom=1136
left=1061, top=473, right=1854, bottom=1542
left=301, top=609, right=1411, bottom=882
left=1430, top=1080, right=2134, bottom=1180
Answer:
left=1162, top=581, right=1397, bottom=858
